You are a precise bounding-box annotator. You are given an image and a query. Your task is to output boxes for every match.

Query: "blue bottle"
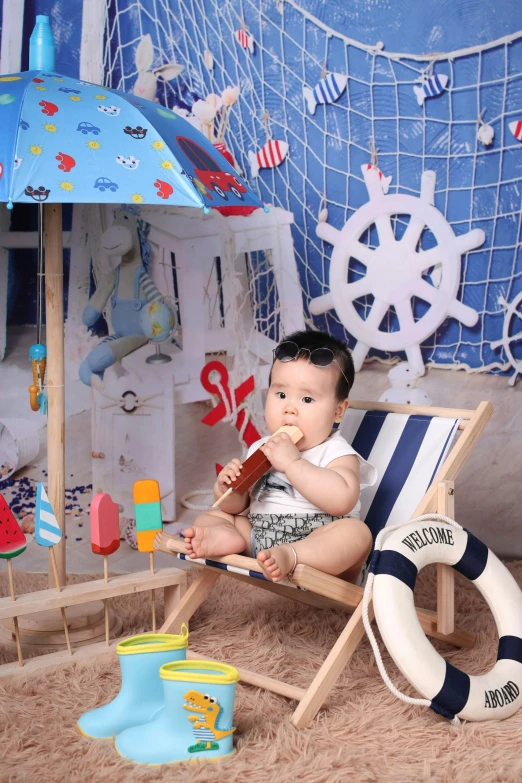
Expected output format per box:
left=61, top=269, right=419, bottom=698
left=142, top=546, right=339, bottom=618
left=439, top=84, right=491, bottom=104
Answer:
left=29, top=15, right=56, bottom=71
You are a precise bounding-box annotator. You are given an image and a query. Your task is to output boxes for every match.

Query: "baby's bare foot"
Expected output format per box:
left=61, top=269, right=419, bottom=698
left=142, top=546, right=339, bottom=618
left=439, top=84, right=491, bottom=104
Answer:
left=257, top=544, right=296, bottom=582
left=183, top=525, right=245, bottom=559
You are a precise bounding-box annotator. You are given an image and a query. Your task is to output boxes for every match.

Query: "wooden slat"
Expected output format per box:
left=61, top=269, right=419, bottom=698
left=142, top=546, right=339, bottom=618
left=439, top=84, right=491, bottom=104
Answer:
left=292, top=564, right=362, bottom=608
left=414, top=400, right=493, bottom=517
left=348, top=399, right=476, bottom=420
left=0, top=636, right=123, bottom=680
left=437, top=481, right=455, bottom=635
left=293, top=564, right=474, bottom=648
left=160, top=570, right=221, bottom=634
left=186, top=649, right=304, bottom=702
left=0, top=634, right=304, bottom=702
left=224, top=569, right=351, bottom=613
left=0, top=568, right=187, bottom=620
left=291, top=599, right=373, bottom=728
left=157, top=535, right=474, bottom=648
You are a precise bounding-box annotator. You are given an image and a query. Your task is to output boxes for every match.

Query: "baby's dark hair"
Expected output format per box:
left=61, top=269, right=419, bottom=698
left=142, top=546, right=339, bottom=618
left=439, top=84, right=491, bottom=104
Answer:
left=271, top=329, right=355, bottom=401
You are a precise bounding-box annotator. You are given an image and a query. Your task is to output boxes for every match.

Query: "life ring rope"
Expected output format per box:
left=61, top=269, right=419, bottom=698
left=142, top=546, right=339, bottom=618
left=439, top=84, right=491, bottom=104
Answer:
left=362, top=513, right=464, bottom=726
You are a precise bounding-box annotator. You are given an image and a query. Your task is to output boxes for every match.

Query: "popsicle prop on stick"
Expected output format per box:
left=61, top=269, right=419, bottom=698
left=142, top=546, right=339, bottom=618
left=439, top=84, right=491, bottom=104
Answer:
left=0, top=493, right=27, bottom=666
left=212, top=425, right=304, bottom=508
left=133, top=479, right=163, bottom=631
left=35, top=483, right=72, bottom=655
left=90, top=493, right=120, bottom=646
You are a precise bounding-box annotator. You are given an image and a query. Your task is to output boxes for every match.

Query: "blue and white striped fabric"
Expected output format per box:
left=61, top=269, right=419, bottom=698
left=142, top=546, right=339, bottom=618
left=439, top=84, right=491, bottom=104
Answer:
left=339, top=410, right=459, bottom=541
left=35, top=483, right=62, bottom=547
left=177, top=552, right=269, bottom=581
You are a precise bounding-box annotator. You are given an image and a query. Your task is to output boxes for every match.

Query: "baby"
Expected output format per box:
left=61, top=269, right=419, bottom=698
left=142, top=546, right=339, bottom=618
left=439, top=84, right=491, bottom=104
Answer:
left=183, top=329, right=377, bottom=583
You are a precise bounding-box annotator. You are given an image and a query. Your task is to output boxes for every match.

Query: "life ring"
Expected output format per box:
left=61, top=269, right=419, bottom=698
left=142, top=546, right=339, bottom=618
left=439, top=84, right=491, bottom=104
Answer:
left=363, top=515, right=522, bottom=722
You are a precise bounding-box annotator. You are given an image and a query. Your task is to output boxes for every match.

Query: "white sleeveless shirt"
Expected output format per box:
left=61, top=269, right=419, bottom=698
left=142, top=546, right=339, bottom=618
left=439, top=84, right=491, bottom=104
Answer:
left=246, top=430, right=377, bottom=519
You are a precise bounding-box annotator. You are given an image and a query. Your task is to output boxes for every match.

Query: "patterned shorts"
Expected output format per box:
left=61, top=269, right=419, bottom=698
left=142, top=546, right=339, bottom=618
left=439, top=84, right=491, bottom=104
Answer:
left=248, top=511, right=340, bottom=556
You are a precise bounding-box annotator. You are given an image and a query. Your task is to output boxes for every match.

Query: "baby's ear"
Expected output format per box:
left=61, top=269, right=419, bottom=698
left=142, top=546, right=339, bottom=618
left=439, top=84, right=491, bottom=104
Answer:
left=334, top=398, right=349, bottom=422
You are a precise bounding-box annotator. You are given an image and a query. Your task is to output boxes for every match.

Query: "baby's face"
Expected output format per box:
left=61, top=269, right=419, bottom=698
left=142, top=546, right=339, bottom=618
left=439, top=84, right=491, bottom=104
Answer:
left=265, top=358, right=348, bottom=451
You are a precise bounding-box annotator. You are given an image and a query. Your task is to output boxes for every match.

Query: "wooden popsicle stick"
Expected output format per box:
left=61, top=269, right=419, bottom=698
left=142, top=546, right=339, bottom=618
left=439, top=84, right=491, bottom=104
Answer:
left=12, top=616, right=24, bottom=667
left=7, top=560, right=16, bottom=601
left=212, top=487, right=233, bottom=508
left=103, top=555, right=108, bottom=584
left=104, top=599, right=110, bottom=646
left=61, top=607, right=73, bottom=655
left=150, top=552, right=156, bottom=631
left=49, top=547, right=62, bottom=593
left=151, top=592, right=156, bottom=632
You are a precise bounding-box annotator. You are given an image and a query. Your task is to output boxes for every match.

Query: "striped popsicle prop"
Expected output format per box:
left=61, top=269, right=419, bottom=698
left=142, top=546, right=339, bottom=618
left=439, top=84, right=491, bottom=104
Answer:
left=133, top=479, right=162, bottom=631
left=133, top=479, right=162, bottom=553
left=34, top=483, right=71, bottom=649
left=35, top=483, right=62, bottom=546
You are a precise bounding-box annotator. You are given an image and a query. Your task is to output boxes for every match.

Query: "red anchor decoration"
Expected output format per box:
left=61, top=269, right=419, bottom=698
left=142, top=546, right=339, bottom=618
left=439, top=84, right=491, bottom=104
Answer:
left=200, top=360, right=261, bottom=448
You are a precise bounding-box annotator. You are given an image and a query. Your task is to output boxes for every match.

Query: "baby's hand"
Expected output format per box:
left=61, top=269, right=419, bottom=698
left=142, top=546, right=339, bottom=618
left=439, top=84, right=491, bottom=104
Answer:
left=261, top=432, right=300, bottom=474
left=216, top=458, right=243, bottom=495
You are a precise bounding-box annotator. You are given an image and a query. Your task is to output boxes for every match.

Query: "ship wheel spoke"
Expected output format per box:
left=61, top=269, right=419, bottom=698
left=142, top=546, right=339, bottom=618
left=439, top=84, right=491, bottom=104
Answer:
left=417, top=245, right=445, bottom=273
left=411, top=279, right=438, bottom=305
left=351, top=242, right=376, bottom=267
left=364, top=298, right=389, bottom=329
left=401, top=215, right=426, bottom=252
left=344, top=277, right=374, bottom=301
left=395, top=298, right=416, bottom=332
left=375, top=215, right=395, bottom=247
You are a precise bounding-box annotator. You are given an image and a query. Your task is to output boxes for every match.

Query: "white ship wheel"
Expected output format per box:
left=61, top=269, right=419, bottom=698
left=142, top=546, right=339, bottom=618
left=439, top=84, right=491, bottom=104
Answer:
left=310, top=167, right=486, bottom=374
left=491, top=292, right=522, bottom=386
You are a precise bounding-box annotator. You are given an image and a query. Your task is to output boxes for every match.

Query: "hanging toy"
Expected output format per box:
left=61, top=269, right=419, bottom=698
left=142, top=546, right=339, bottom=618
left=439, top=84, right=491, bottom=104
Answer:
left=248, top=111, right=289, bottom=177
left=303, top=66, right=348, bottom=115
left=203, top=48, right=214, bottom=70
left=477, top=108, right=494, bottom=146
left=413, top=63, right=448, bottom=106
left=363, top=140, right=392, bottom=194
left=29, top=203, right=47, bottom=414
left=509, top=120, right=522, bottom=142
left=235, top=22, right=255, bottom=55
left=29, top=343, right=47, bottom=413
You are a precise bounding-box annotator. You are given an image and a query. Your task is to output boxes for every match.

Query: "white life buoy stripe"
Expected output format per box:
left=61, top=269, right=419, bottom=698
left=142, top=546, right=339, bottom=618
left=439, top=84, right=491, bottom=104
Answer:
left=371, top=521, right=522, bottom=722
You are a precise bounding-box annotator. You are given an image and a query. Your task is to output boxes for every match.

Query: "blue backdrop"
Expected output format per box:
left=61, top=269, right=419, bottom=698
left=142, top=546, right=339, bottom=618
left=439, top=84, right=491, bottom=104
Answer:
left=4, top=0, right=521, bottom=377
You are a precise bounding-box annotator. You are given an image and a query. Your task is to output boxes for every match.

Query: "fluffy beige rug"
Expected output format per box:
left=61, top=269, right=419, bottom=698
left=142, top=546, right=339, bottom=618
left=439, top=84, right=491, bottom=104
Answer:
left=2, top=563, right=522, bottom=783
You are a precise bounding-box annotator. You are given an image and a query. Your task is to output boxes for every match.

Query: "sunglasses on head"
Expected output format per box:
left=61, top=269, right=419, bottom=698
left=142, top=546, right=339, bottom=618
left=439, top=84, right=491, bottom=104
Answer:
left=273, top=341, right=351, bottom=391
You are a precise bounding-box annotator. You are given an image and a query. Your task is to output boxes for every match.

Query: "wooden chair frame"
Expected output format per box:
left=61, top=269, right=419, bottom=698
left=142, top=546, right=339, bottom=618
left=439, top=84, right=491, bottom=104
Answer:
left=155, top=399, right=493, bottom=728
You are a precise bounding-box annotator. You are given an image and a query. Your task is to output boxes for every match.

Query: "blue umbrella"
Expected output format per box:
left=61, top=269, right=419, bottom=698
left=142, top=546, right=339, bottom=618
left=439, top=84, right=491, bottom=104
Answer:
left=0, top=68, right=264, bottom=587
left=0, top=70, right=263, bottom=211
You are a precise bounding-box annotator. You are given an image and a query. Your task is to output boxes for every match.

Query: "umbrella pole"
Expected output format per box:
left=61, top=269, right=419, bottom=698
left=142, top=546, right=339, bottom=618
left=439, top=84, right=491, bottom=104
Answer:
left=44, top=203, right=65, bottom=588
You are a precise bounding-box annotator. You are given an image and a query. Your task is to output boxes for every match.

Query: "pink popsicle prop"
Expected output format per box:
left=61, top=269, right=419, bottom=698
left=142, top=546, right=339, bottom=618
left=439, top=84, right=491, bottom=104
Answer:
left=90, top=492, right=120, bottom=645
left=90, top=493, right=120, bottom=558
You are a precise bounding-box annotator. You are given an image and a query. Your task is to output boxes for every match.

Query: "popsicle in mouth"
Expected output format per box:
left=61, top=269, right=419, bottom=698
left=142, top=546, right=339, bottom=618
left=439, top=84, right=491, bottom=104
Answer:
left=212, top=425, right=303, bottom=508
left=90, top=493, right=120, bottom=556
left=133, top=479, right=162, bottom=553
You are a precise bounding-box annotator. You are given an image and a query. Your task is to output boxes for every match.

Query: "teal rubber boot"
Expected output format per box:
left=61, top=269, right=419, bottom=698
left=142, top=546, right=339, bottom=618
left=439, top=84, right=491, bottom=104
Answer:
left=115, top=660, right=240, bottom=764
left=77, top=629, right=188, bottom=739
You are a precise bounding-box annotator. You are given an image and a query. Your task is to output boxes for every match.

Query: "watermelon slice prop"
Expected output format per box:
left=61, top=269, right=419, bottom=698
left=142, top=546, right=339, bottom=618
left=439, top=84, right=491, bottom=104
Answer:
left=0, top=493, right=27, bottom=564
left=0, top=493, right=27, bottom=666
left=35, top=483, right=73, bottom=655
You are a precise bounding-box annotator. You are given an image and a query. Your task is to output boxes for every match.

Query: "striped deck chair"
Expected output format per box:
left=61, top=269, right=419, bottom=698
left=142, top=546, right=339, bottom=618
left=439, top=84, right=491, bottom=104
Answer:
left=155, top=399, right=493, bottom=728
